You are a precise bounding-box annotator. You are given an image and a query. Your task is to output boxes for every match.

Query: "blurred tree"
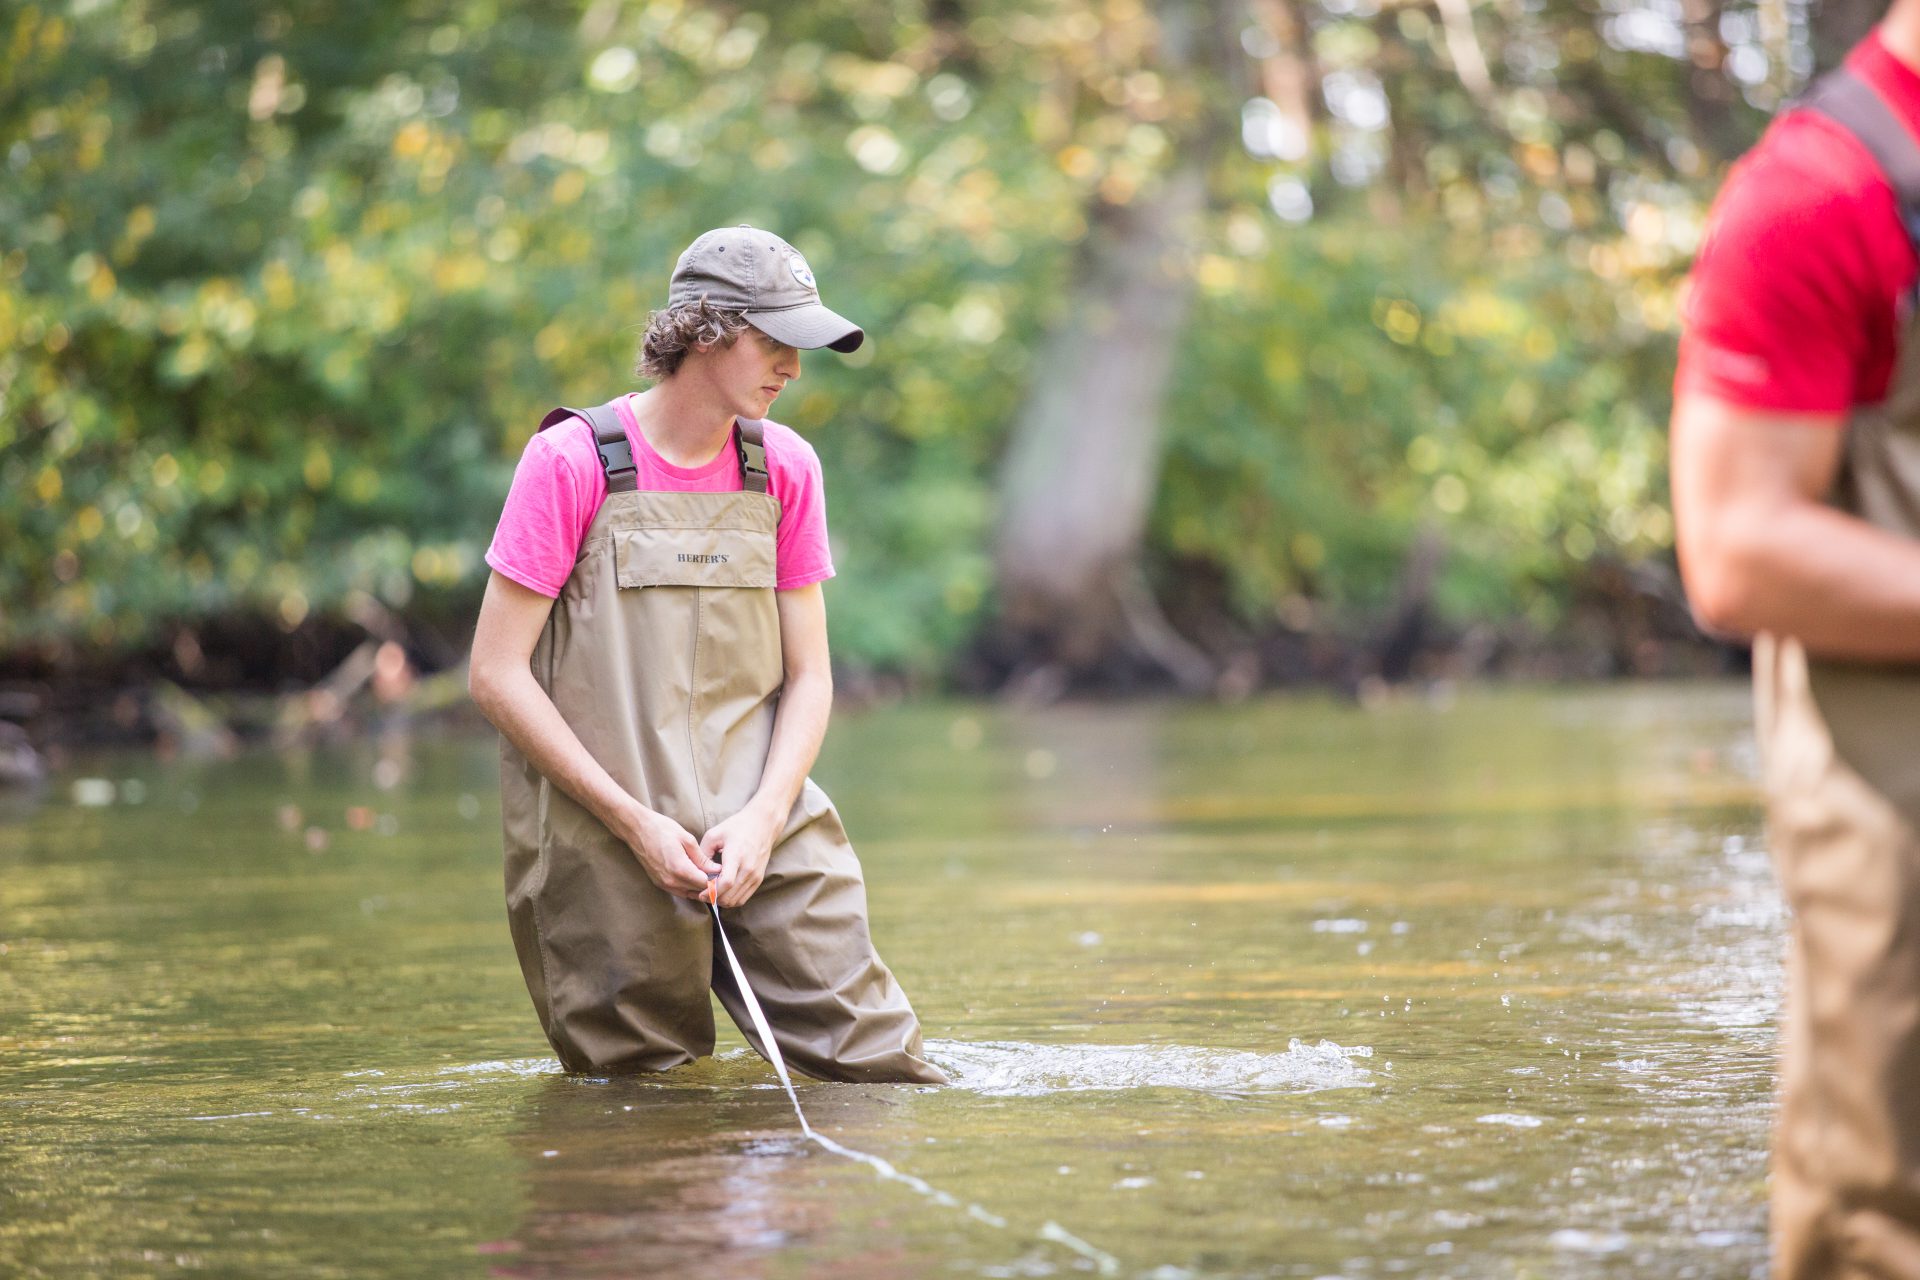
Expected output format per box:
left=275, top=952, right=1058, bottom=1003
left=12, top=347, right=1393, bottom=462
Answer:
left=991, top=0, right=1223, bottom=688
left=0, top=0, right=1846, bottom=692
left=984, top=0, right=1800, bottom=686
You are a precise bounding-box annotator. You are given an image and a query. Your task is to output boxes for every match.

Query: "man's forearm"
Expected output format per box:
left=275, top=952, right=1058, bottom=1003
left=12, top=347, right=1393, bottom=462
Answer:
left=749, top=670, right=831, bottom=821
left=1688, top=500, right=1920, bottom=661
left=1672, top=395, right=1920, bottom=663
left=473, top=662, right=638, bottom=833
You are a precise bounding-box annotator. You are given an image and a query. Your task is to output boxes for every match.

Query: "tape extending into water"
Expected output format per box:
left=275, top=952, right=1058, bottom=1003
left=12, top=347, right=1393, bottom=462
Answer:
left=709, top=899, right=1121, bottom=1276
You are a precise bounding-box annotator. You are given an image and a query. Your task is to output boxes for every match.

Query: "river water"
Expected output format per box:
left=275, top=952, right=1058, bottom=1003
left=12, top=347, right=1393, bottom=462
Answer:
left=2, top=683, right=1775, bottom=1278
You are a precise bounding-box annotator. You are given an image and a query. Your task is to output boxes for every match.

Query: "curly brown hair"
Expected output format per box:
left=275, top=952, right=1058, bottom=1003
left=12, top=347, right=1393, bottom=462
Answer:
left=634, top=298, right=754, bottom=380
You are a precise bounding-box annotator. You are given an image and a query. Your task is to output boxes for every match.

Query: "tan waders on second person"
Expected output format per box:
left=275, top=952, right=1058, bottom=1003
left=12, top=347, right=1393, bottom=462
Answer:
left=499, top=401, right=944, bottom=1084
left=1755, top=68, right=1920, bottom=1279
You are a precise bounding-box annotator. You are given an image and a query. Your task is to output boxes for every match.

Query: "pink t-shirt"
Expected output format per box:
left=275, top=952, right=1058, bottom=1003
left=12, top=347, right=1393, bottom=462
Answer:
left=485, top=393, right=835, bottom=597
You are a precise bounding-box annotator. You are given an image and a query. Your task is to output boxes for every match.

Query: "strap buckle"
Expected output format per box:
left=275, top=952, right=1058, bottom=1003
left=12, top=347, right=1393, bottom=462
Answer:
left=596, top=436, right=636, bottom=479
left=737, top=433, right=770, bottom=493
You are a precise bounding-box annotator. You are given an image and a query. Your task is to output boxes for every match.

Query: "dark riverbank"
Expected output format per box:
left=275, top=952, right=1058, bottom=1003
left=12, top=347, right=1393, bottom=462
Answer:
left=0, top=567, right=1740, bottom=782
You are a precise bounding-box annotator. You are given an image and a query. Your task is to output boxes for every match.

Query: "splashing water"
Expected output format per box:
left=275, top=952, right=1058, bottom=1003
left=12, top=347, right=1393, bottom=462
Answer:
left=927, top=1037, right=1373, bottom=1097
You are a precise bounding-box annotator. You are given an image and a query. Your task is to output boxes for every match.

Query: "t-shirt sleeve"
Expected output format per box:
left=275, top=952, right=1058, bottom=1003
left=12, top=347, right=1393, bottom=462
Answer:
left=1675, top=125, right=1906, bottom=414
left=485, top=430, right=594, bottom=599
left=771, top=435, right=835, bottom=591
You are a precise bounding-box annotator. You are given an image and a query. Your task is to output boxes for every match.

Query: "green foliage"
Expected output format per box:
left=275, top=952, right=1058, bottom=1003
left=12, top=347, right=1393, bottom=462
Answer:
left=1146, top=0, right=1761, bottom=641
left=1, top=0, right=1775, bottom=673
left=1164, top=216, right=1678, bottom=634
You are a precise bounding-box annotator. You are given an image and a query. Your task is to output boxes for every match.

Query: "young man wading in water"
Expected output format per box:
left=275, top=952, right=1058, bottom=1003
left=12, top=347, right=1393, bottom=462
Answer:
left=469, top=226, right=945, bottom=1084
left=1672, top=9, right=1920, bottom=1275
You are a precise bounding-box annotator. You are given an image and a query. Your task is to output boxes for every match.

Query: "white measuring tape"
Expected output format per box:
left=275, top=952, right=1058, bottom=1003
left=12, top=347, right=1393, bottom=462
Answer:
left=706, top=895, right=1120, bottom=1275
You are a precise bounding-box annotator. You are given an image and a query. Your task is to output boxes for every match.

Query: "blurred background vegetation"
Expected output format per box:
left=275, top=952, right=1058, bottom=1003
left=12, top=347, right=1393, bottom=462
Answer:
left=1, top=0, right=1880, bottom=710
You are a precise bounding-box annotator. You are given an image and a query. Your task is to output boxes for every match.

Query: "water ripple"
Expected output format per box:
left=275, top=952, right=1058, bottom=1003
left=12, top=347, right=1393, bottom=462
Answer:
left=926, top=1037, right=1372, bottom=1096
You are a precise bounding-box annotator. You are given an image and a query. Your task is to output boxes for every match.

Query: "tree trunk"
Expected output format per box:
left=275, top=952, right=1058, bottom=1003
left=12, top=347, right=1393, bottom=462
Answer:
left=1814, top=0, right=1888, bottom=74
left=990, top=0, right=1228, bottom=683
left=1678, top=0, right=1747, bottom=160
left=1248, top=0, right=1324, bottom=150
left=990, top=162, right=1208, bottom=675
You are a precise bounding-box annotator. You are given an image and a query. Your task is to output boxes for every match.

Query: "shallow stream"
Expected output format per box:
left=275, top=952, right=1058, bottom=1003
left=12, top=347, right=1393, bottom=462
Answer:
left=2, top=684, right=1775, bottom=1277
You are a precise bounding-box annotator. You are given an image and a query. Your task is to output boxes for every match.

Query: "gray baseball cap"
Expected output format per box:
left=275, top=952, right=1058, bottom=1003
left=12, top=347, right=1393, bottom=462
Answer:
left=667, top=224, right=864, bottom=353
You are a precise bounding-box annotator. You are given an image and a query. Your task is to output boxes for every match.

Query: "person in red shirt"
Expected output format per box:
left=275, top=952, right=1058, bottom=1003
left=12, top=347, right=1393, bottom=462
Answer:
left=1678, top=36, right=1920, bottom=417
left=1674, top=10, right=1920, bottom=1276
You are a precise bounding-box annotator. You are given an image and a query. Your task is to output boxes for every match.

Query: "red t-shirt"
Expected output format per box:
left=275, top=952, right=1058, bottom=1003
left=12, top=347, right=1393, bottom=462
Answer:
left=1676, top=29, right=1920, bottom=413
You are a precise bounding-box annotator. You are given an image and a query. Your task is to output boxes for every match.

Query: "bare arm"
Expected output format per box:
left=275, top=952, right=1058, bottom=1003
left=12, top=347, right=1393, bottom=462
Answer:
left=1670, top=392, right=1920, bottom=660
left=468, top=571, right=718, bottom=896
left=702, top=582, right=834, bottom=906
left=755, top=583, right=835, bottom=820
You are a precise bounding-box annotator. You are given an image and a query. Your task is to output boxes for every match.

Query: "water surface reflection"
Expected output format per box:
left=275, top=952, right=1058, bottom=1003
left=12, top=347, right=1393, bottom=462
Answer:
left=496, top=1073, right=845, bottom=1279
left=1, top=684, right=1774, bottom=1277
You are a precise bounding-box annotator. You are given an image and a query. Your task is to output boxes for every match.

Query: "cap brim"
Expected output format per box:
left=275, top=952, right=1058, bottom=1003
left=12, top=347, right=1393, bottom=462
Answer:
left=745, top=303, right=865, bottom=353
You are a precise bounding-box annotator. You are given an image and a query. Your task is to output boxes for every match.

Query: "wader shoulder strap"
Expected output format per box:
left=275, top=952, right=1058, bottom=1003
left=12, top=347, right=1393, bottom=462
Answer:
left=538, top=400, right=636, bottom=493
left=736, top=418, right=770, bottom=495
left=1802, top=67, right=1920, bottom=248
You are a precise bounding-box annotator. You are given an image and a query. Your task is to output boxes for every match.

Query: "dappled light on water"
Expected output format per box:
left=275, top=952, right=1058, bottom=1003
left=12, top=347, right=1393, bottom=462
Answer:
left=2, top=685, right=1776, bottom=1277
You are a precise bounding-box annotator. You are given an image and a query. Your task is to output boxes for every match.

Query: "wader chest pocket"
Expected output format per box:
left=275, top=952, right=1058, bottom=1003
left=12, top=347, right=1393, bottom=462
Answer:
left=613, top=527, right=776, bottom=590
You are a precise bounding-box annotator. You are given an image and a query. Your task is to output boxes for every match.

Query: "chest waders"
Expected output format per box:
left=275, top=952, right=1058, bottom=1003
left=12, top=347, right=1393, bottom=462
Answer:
left=499, top=401, right=945, bottom=1085
left=1753, top=71, right=1920, bottom=1280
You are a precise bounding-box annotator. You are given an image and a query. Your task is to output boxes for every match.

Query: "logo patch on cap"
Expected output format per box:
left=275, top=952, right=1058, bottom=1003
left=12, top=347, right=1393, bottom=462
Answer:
left=787, top=253, right=816, bottom=290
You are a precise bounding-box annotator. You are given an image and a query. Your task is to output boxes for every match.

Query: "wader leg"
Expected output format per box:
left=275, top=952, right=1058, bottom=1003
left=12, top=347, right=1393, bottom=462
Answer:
left=708, top=805, right=946, bottom=1085
left=1760, top=638, right=1920, bottom=1278
left=517, top=795, right=719, bottom=1074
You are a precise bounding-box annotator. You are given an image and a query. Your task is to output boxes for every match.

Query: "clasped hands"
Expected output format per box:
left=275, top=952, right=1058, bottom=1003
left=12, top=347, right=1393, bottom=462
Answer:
left=621, top=799, right=784, bottom=908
